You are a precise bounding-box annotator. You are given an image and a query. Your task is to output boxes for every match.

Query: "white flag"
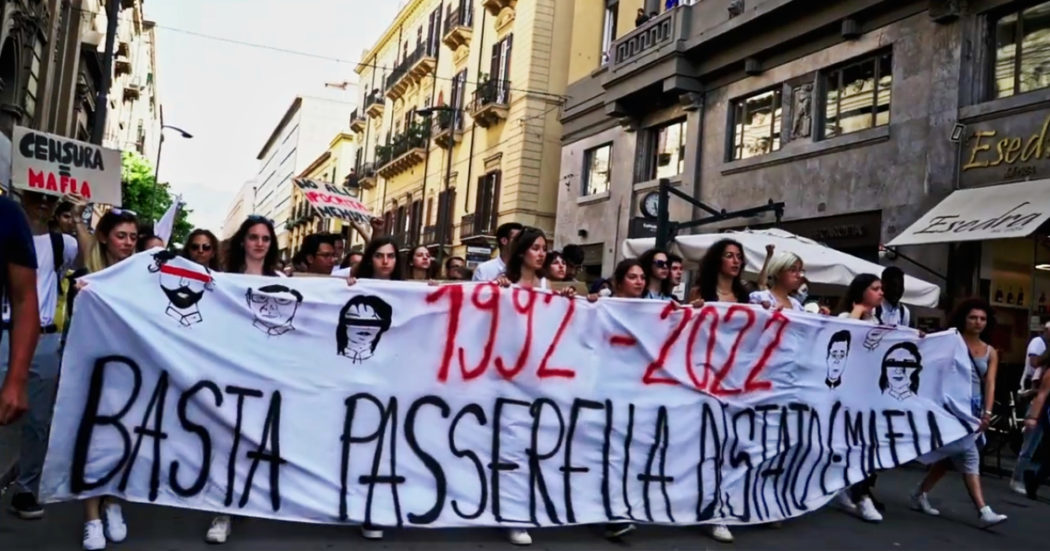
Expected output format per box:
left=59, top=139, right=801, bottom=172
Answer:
left=154, top=194, right=181, bottom=244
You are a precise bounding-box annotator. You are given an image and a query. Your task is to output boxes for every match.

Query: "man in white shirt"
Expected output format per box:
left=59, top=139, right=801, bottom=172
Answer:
left=875, top=266, right=911, bottom=327
left=1011, top=321, right=1050, bottom=494
left=472, top=222, right=522, bottom=282
left=1, top=191, right=80, bottom=519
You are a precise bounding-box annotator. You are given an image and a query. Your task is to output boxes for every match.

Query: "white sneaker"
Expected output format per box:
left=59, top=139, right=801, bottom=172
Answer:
left=360, top=526, right=384, bottom=540
left=206, top=515, right=231, bottom=544
left=102, top=503, right=127, bottom=542
left=1010, top=479, right=1027, bottom=496
left=857, top=496, right=883, bottom=523
left=978, top=506, right=1007, bottom=528
left=506, top=528, right=532, bottom=546
left=835, top=491, right=858, bottom=513
left=910, top=492, right=940, bottom=516
left=83, top=520, right=106, bottom=551
left=709, top=524, right=734, bottom=543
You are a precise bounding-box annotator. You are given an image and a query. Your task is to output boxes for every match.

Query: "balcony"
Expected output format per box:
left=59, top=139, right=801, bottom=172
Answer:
left=443, top=7, right=473, bottom=50
left=364, top=89, right=385, bottom=118
left=385, top=44, right=437, bottom=101
left=482, top=0, right=515, bottom=17
left=123, top=80, right=142, bottom=100
left=431, top=109, right=464, bottom=149
left=470, top=79, right=510, bottom=128
left=357, top=162, right=377, bottom=190
left=376, top=124, right=430, bottom=179
left=422, top=224, right=440, bottom=246
left=460, top=212, right=498, bottom=243
left=606, top=4, right=691, bottom=76
left=114, top=55, right=131, bottom=75
left=349, top=109, right=366, bottom=133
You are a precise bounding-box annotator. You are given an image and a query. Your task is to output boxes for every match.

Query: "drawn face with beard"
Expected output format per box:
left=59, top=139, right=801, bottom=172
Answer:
left=160, top=272, right=207, bottom=309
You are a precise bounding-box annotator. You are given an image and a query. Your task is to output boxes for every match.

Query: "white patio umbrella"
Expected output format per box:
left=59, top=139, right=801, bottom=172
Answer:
left=623, top=228, right=941, bottom=307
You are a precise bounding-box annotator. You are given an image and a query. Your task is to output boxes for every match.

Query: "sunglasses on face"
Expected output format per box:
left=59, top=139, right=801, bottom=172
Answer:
left=652, top=260, right=668, bottom=268
left=190, top=243, right=213, bottom=252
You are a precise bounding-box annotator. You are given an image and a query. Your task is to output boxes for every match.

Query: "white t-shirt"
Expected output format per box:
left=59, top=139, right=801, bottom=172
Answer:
left=472, top=256, right=506, bottom=282
left=875, top=300, right=911, bottom=327
left=2, top=234, right=78, bottom=325
left=749, top=289, right=803, bottom=311
left=1022, top=336, right=1048, bottom=388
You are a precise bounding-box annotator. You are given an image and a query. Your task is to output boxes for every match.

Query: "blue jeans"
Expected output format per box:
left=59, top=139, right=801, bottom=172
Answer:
left=0, top=332, right=61, bottom=497
left=1012, top=405, right=1044, bottom=483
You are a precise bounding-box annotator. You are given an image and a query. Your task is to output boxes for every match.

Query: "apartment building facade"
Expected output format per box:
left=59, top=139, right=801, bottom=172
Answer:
left=287, top=131, right=360, bottom=255
left=252, top=95, right=355, bottom=254
left=559, top=0, right=1050, bottom=364
left=101, top=1, right=160, bottom=165
left=349, top=0, right=571, bottom=267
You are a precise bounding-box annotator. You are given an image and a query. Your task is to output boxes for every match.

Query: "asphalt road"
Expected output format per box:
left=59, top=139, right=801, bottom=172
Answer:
left=1, top=460, right=1045, bottom=550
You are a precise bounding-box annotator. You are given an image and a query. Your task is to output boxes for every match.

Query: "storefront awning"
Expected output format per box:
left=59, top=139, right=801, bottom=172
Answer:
left=887, top=179, right=1050, bottom=247
left=623, top=228, right=941, bottom=307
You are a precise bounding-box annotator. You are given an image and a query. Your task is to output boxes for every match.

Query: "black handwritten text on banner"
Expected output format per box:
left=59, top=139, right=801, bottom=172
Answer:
left=41, top=253, right=977, bottom=527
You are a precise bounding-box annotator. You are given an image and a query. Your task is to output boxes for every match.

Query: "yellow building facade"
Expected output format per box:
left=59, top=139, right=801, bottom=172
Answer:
left=287, top=132, right=360, bottom=256
left=350, top=0, right=572, bottom=266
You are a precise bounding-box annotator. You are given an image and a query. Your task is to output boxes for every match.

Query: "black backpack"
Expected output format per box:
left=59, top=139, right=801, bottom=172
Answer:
left=48, top=231, right=64, bottom=293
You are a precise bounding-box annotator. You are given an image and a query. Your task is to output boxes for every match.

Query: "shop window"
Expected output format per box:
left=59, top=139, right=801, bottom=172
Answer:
left=730, top=88, right=782, bottom=161
left=650, top=119, right=686, bottom=179
left=992, top=2, right=1050, bottom=99
left=820, top=51, right=892, bottom=139
left=582, top=143, right=612, bottom=196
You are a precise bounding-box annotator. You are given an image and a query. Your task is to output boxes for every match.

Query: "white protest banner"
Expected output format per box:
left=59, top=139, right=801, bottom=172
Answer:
left=294, top=178, right=371, bottom=225
left=42, top=251, right=977, bottom=528
left=11, top=126, right=122, bottom=204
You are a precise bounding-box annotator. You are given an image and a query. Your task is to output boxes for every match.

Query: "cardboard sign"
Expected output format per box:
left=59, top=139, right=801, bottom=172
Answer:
left=41, top=252, right=977, bottom=527
left=11, top=126, right=121, bottom=204
left=293, top=178, right=371, bottom=224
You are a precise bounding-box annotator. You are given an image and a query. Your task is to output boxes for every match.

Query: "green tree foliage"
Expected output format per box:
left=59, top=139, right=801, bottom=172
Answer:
left=120, top=151, right=192, bottom=245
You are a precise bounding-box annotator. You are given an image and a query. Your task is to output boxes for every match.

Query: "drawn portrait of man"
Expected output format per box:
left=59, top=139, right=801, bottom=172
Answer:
left=879, top=341, right=923, bottom=401
left=825, top=329, right=851, bottom=389
left=336, top=295, right=393, bottom=364
left=149, top=250, right=213, bottom=327
left=246, top=284, right=303, bottom=336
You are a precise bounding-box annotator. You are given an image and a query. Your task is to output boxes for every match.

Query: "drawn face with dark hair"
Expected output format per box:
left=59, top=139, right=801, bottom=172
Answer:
left=150, top=251, right=213, bottom=326
left=247, top=284, right=303, bottom=336
left=337, top=295, right=393, bottom=363
left=825, top=330, right=851, bottom=388
left=880, top=343, right=922, bottom=401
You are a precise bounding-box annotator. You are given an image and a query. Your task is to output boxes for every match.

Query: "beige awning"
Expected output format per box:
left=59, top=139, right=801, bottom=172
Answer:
left=887, top=179, right=1050, bottom=247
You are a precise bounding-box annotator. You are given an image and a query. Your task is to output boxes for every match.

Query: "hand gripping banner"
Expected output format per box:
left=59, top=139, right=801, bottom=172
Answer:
left=41, top=252, right=977, bottom=528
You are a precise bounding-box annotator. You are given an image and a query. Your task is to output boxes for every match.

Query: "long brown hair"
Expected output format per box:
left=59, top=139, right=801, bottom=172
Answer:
left=86, top=209, right=139, bottom=273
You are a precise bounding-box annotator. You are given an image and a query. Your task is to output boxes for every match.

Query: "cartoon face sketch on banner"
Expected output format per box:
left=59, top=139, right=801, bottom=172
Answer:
left=336, top=295, right=392, bottom=363
left=148, top=251, right=213, bottom=326
left=825, top=330, right=851, bottom=389
left=879, top=341, right=923, bottom=401
left=864, top=326, right=894, bottom=351
left=246, top=284, right=303, bottom=336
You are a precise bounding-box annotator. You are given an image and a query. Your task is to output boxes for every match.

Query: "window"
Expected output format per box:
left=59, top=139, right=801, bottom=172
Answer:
left=489, top=35, right=513, bottom=102
left=601, top=0, right=619, bottom=64
left=475, top=171, right=501, bottom=234
left=651, top=119, right=685, bottom=179
left=23, top=36, right=42, bottom=119
left=730, top=88, right=782, bottom=160
left=821, top=51, right=892, bottom=138
left=582, top=143, right=612, bottom=196
left=993, top=2, right=1050, bottom=99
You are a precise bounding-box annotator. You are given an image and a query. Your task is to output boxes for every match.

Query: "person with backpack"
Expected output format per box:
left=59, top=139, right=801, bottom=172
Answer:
left=875, top=266, right=912, bottom=327
left=1, top=190, right=82, bottom=520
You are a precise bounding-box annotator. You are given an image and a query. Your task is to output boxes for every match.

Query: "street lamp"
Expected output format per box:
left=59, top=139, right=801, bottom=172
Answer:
left=153, top=124, right=193, bottom=218
left=415, top=106, right=458, bottom=269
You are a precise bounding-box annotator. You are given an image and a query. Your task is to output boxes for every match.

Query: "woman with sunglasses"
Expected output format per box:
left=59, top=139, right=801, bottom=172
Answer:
left=182, top=229, right=221, bottom=271
left=637, top=249, right=673, bottom=300
left=224, top=216, right=282, bottom=277
left=68, top=206, right=139, bottom=551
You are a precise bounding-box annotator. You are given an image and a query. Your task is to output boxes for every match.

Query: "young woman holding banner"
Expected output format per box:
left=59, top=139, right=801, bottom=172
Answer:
left=834, top=274, right=885, bottom=523
left=404, top=245, right=433, bottom=281
left=224, top=216, right=282, bottom=277
left=749, top=251, right=805, bottom=312
left=69, top=207, right=138, bottom=551
left=910, top=299, right=1007, bottom=527
left=691, top=238, right=750, bottom=304
left=344, top=235, right=402, bottom=540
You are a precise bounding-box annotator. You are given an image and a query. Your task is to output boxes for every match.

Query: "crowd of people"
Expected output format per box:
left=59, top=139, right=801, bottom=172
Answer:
left=1, top=189, right=1049, bottom=549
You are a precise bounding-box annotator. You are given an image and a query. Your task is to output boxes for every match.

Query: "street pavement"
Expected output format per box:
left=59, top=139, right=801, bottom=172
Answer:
left=1, top=457, right=1046, bottom=550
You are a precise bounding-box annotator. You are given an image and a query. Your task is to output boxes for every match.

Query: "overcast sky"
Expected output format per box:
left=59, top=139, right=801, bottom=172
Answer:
left=146, top=0, right=401, bottom=235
